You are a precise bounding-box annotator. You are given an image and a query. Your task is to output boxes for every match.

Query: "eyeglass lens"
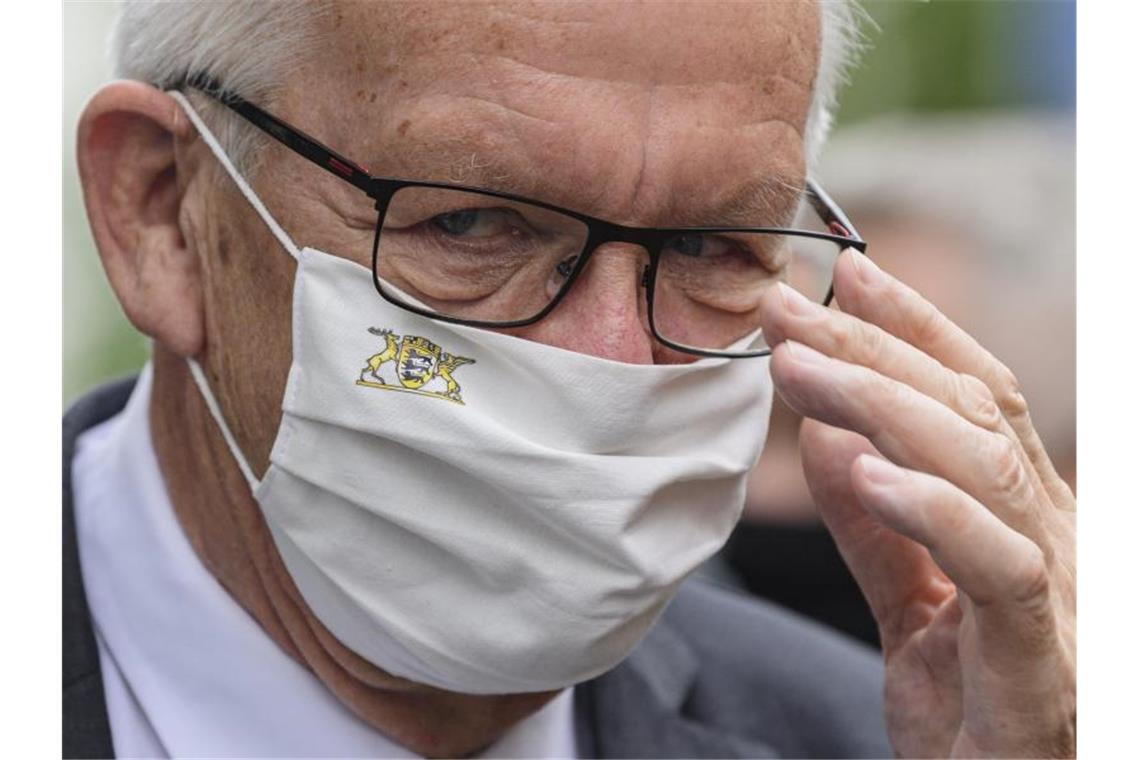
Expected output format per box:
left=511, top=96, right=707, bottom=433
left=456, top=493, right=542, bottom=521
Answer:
left=374, top=185, right=843, bottom=355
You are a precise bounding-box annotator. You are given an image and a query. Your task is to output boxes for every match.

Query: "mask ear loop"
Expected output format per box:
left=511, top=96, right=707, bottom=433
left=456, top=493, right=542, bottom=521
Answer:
left=167, top=89, right=299, bottom=491
left=166, top=89, right=300, bottom=261
left=187, top=359, right=261, bottom=491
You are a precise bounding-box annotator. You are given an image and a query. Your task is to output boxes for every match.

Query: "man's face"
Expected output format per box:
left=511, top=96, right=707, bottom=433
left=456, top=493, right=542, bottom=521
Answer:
left=197, top=0, right=818, bottom=468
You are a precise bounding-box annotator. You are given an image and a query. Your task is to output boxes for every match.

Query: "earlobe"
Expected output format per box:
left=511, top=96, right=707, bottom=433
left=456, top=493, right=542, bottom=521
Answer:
left=77, top=80, right=205, bottom=357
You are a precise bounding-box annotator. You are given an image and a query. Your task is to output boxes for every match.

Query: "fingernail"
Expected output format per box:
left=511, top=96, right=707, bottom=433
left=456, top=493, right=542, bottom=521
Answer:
left=778, top=282, right=816, bottom=317
left=849, top=250, right=886, bottom=286
left=782, top=339, right=829, bottom=367
left=858, top=454, right=905, bottom=485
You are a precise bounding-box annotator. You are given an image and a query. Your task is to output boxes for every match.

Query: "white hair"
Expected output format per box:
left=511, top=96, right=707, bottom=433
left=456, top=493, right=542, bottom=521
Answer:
left=111, top=0, right=864, bottom=175
left=806, top=1, right=868, bottom=166
left=112, top=1, right=333, bottom=175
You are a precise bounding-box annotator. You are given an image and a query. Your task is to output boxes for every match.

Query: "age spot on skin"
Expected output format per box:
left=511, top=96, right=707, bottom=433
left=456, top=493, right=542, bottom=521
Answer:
left=216, top=230, right=231, bottom=265
left=397, top=119, right=412, bottom=137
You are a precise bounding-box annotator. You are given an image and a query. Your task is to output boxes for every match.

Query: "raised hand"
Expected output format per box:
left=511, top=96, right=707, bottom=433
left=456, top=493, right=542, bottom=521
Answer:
left=757, top=249, right=1076, bottom=758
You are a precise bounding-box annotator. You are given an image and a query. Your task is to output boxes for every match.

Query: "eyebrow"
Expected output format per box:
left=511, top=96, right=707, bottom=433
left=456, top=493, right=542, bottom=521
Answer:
left=705, top=175, right=805, bottom=227
left=409, top=148, right=524, bottom=196
left=387, top=140, right=805, bottom=229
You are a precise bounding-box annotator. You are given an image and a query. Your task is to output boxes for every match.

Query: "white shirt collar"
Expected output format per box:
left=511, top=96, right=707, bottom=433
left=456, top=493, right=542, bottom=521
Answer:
left=73, top=365, right=578, bottom=758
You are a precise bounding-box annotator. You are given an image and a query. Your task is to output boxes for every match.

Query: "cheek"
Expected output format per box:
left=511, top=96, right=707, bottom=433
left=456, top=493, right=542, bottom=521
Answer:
left=201, top=188, right=298, bottom=473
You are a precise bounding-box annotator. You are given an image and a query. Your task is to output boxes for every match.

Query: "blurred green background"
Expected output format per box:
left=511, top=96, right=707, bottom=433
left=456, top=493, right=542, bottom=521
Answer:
left=62, top=0, right=1075, bottom=404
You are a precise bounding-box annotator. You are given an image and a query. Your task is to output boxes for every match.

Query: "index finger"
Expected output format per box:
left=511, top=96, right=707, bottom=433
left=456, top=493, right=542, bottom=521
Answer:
left=832, top=249, right=1074, bottom=510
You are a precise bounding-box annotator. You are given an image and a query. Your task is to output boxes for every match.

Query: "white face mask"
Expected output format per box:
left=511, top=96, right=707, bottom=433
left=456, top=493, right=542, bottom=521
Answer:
left=171, top=91, right=773, bottom=695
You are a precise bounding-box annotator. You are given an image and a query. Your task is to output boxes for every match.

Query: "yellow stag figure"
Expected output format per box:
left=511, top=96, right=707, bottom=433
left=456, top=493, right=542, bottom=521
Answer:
left=360, top=327, right=399, bottom=384
left=437, top=352, right=475, bottom=400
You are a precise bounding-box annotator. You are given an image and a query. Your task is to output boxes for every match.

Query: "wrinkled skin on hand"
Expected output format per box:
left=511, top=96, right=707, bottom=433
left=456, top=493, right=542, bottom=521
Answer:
left=757, top=249, right=1076, bottom=758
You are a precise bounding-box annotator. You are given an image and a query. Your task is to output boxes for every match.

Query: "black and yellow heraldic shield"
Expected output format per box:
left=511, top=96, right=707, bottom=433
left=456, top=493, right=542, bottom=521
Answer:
left=357, top=327, right=475, bottom=404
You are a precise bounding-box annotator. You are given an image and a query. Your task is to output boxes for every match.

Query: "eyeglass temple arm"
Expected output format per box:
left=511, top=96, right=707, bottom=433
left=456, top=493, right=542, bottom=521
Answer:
left=806, top=178, right=864, bottom=248
left=174, top=74, right=377, bottom=197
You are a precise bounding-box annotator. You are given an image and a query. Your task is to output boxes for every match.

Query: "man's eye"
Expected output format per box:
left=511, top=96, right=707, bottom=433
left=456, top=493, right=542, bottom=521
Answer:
left=430, top=208, right=515, bottom=238
left=666, top=233, right=741, bottom=259
left=667, top=233, right=706, bottom=257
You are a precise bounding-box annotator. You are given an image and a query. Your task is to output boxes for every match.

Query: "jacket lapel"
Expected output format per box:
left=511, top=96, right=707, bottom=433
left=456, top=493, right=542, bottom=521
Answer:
left=63, top=377, right=138, bottom=759
left=576, top=617, right=779, bottom=758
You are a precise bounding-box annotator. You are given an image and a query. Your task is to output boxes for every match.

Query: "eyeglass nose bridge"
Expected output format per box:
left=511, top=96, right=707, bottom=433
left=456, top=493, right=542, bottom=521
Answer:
left=566, top=223, right=670, bottom=299
left=592, top=220, right=672, bottom=248
left=575, top=221, right=670, bottom=273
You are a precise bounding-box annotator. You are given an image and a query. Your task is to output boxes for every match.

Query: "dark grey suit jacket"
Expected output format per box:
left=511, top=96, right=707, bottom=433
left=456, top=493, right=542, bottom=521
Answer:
left=63, top=378, right=893, bottom=759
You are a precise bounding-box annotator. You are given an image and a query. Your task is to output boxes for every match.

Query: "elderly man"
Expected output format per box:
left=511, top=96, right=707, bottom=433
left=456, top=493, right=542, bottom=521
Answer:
left=65, top=1, right=1075, bottom=758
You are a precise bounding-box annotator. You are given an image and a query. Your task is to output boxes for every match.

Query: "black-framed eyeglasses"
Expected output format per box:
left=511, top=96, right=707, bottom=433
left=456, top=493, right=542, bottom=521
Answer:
left=178, top=75, right=866, bottom=358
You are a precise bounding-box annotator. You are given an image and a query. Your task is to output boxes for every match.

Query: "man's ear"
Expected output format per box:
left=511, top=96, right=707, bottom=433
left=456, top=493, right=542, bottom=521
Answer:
left=77, top=80, right=204, bottom=358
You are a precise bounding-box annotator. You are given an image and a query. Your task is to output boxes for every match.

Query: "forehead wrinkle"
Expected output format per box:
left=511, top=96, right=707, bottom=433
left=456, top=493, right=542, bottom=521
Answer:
left=381, top=122, right=803, bottom=228
left=381, top=134, right=802, bottom=231
left=379, top=124, right=600, bottom=212
left=401, top=60, right=811, bottom=224
left=364, top=77, right=807, bottom=227
left=476, top=1, right=818, bottom=91
left=379, top=135, right=559, bottom=204
left=407, top=94, right=560, bottom=192
left=416, top=92, right=561, bottom=128
left=517, top=52, right=811, bottom=95
left=466, top=53, right=812, bottom=124
left=401, top=143, right=516, bottom=188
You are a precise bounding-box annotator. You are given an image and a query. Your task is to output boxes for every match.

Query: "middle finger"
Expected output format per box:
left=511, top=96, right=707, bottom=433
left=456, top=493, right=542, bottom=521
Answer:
left=759, top=281, right=1053, bottom=519
left=761, top=281, right=1004, bottom=435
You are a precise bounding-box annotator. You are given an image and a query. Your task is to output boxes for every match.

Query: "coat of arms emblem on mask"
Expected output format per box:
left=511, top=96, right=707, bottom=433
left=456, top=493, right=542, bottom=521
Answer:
left=357, top=327, right=475, bottom=404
